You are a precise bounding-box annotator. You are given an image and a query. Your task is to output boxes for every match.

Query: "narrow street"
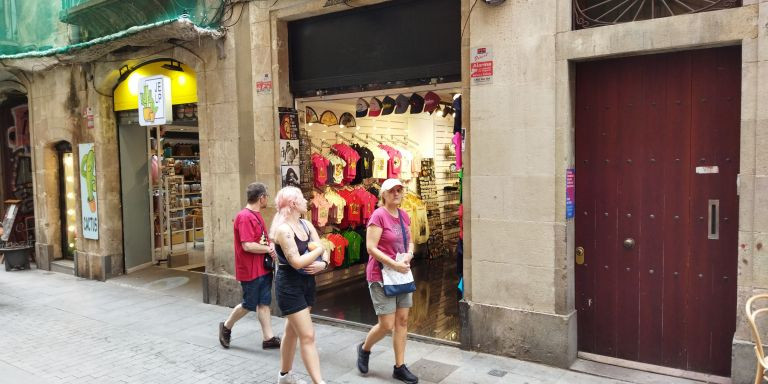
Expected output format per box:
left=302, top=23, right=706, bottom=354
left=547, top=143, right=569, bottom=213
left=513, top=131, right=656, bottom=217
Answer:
left=0, top=266, right=655, bottom=384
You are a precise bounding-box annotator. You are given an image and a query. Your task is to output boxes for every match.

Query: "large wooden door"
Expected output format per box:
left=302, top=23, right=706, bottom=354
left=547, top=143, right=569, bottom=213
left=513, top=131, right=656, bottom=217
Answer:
left=575, top=46, right=740, bottom=376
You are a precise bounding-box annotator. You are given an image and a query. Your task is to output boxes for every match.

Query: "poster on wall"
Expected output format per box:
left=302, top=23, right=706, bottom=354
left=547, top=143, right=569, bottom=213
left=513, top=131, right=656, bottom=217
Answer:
left=138, top=75, right=173, bottom=126
left=278, top=107, right=299, bottom=140
left=281, top=165, right=301, bottom=188
left=280, top=140, right=299, bottom=165
left=470, top=46, right=493, bottom=86
left=79, top=143, right=99, bottom=239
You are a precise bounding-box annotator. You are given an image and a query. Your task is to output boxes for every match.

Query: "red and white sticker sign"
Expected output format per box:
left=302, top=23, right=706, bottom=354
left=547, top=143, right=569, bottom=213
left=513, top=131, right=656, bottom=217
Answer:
left=256, top=73, right=273, bottom=95
left=471, top=46, right=493, bottom=85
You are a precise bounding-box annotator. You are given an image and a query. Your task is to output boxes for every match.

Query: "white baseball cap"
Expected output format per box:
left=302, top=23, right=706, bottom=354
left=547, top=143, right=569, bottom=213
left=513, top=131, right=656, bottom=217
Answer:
left=380, top=178, right=404, bottom=194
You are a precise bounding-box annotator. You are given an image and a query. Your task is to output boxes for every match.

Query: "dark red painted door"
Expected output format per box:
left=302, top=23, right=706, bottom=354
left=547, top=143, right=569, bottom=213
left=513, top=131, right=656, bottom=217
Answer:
left=575, top=46, right=740, bottom=376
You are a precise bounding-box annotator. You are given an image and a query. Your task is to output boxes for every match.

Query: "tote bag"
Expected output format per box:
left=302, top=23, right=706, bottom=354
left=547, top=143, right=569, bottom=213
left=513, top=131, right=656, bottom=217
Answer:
left=380, top=210, right=416, bottom=297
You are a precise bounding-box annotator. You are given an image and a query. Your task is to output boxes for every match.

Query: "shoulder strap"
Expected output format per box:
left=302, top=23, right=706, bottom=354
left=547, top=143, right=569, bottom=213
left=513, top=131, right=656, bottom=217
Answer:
left=398, top=209, right=407, bottom=252
left=247, top=209, right=269, bottom=245
left=299, top=219, right=311, bottom=237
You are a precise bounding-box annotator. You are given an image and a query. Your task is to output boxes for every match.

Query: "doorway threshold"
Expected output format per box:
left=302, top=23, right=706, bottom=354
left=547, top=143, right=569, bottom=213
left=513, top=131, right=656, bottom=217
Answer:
left=573, top=352, right=730, bottom=384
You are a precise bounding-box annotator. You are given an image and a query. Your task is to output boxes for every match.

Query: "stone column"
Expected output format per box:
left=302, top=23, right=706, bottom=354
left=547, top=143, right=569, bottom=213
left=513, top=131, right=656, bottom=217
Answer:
left=733, top=2, right=767, bottom=383
left=465, top=0, right=577, bottom=367
left=201, top=2, right=266, bottom=307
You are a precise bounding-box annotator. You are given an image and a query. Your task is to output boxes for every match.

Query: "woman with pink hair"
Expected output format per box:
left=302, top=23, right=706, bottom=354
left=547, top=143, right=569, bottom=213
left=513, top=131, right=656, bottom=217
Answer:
left=270, top=186, right=330, bottom=384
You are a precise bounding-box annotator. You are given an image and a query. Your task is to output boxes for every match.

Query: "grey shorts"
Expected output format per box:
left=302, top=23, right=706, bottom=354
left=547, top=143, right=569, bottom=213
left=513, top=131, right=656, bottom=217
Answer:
left=368, top=282, right=413, bottom=316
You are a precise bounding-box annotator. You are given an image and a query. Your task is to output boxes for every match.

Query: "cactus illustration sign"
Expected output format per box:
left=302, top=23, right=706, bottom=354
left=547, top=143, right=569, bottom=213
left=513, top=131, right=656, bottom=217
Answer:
left=138, top=75, right=173, bottom=126
left=79, top=143, right=99, bottom=239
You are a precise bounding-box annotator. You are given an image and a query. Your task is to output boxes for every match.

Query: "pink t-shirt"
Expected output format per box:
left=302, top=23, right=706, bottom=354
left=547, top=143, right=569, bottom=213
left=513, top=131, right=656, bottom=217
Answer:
left=366, top=207, right=411, bottom=282
left=452, top=132, right=462, bottom=169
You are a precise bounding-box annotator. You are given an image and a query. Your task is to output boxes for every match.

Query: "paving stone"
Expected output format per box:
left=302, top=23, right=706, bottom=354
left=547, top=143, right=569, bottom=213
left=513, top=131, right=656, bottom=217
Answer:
left=0, top=267, right=705, bottom=384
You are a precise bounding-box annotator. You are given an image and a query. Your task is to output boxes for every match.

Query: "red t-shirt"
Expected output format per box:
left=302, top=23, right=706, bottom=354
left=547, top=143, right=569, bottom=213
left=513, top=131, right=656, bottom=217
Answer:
left=312, top=154, right=330, bottom=188
left=345, top=192, right=364, bottom=228
left=380, top=145, right=402, bottom=179
left=359, top=189, right=377, bottom=222
left=328, top=234, right=349, bottom=267
left=233, top=208, right=270, bottom=281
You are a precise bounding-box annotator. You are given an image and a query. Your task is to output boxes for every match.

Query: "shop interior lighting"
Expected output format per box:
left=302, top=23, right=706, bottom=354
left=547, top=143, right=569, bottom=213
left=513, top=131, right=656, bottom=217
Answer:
left=161, top=59, right=184, bottom=72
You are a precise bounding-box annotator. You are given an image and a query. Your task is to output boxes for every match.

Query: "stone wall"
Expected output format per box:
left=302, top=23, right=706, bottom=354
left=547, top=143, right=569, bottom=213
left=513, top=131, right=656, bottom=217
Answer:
left=27, top=64, right=124, bottom=280
left=464, top=0, right=765, bottom=376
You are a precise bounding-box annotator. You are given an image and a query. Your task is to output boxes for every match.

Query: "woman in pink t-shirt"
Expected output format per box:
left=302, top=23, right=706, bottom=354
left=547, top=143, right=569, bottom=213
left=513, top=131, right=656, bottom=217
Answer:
left=356, top=179, right=418, bottom=384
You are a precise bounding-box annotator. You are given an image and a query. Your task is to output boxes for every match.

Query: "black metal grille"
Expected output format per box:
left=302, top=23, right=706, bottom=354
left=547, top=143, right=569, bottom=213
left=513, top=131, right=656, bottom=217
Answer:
left=573, top=0, right=741, bottom=30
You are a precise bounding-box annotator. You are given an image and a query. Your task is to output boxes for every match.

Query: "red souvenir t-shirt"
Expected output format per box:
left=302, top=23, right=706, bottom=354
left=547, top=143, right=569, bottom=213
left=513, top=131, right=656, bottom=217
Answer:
left=380, top=145, right=402, bottom=179
left=359, top=189, right=377, bottom=222
left=345, top=191, right=364, bottom=228
left=233, top=208, right=270, bottom=281
left=312, top=154, right=330, bottom=189
left=328, top=234, right=349, bottom=267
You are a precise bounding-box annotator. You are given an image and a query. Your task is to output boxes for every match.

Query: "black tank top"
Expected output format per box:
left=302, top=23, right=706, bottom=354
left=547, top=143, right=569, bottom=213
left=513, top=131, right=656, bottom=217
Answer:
left=275, top=220, right=310, bottom=266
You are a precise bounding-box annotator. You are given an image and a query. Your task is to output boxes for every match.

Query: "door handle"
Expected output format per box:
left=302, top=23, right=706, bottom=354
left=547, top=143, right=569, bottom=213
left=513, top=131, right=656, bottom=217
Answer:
left=708, top=199, right=719, bottom=240
left=623, top=238, right=635, bottom=249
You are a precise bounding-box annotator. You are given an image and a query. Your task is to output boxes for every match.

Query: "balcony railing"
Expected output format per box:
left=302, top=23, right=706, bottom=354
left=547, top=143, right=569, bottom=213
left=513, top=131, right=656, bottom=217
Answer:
left=573, top=0, right=741, bottom=29
left=59, top=0, right=200, bottom=39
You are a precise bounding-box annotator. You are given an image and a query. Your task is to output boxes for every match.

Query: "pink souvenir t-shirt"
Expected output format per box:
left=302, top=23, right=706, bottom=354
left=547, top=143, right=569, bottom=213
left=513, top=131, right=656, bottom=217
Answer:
left=365, top=207, right=411, bottom=282
left=452, top=132, right=462, bottom=169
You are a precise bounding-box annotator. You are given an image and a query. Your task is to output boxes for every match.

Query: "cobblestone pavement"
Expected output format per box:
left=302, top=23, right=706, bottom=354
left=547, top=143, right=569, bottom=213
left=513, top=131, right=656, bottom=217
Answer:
left=0, top=267, right=656, bottom=384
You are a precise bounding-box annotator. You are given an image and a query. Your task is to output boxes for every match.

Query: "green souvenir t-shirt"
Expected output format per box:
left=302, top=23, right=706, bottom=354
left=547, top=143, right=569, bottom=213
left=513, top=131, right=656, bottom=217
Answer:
left=343, top=230, right=362, bottom=265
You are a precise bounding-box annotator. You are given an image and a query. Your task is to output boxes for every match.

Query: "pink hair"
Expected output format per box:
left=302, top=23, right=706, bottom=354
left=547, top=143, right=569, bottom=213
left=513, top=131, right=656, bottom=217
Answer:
left=269, top=186, right=304, bottom=239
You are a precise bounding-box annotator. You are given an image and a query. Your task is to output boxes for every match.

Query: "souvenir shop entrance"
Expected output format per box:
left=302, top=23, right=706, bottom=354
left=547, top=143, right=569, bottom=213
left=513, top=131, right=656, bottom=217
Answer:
left=292, top=84, right=464, bottom=342
left=114, top=59, right=206, bottom=274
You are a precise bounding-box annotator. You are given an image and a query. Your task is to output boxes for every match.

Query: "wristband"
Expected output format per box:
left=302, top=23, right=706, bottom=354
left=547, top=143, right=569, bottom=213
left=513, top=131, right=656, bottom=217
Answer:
left=322, top=260, right=329, bottom=270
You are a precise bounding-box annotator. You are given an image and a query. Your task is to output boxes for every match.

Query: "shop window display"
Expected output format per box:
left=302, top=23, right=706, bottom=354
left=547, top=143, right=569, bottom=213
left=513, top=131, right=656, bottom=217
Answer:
left=295, top=86, right=463, bottom=341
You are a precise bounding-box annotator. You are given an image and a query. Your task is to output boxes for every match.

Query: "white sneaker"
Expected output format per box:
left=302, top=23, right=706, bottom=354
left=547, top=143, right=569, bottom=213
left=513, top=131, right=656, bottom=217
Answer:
left=277, top=371, right=307, bottom=384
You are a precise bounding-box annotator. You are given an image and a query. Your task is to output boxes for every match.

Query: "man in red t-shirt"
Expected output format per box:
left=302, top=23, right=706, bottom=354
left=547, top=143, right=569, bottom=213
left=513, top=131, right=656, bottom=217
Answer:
left=219, top=183, right=281, bottom=350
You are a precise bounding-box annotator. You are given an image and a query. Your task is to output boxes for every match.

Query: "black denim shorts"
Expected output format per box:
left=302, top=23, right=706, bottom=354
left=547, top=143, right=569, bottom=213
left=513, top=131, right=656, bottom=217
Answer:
left=241, top=273, right=273, bottom=311
left=275, top=266, right=316, bottom=316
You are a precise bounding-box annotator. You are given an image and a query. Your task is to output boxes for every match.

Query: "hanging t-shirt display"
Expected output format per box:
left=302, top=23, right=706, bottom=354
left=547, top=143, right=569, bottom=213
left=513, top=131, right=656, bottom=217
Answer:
left=310, top=191, right=332, bottom=228
left=370, top=145, right=389, bottom=179
left=331, top=143, right=360, bottom=183
left=452, top=132, right=462, bottom=170
left=343, top=229, right=363, bottom=265
left=311, top=153, right=330, bottom=188
left=351, top=144, right=374, bottom=184
left=300, top=91, right=461, bottom=282
left=338, top=188, right=364, bottom=229
left=379, top=144, right=402, bottom=179
left=394, top=145, right=413, bottom=180
left=324, top=188, right=346, bottom=224
left=328, top=154, right=347, bottom=185
left=327, top=233, right=349, bottom=267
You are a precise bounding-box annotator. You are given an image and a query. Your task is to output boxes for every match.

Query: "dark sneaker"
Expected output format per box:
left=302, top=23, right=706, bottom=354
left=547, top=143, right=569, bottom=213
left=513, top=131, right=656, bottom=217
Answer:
left=262, top=336, right=281, bottom=349
left=393, top=364, right=418, bottom=384
left=356, top=342, right=370, bottom=374
left=218, top=322, right=231, bottom=349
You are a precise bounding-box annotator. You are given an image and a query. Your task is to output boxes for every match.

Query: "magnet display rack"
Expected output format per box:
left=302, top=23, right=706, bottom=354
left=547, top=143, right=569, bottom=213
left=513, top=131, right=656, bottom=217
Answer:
left=418, top=158, right=446, bottom=259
